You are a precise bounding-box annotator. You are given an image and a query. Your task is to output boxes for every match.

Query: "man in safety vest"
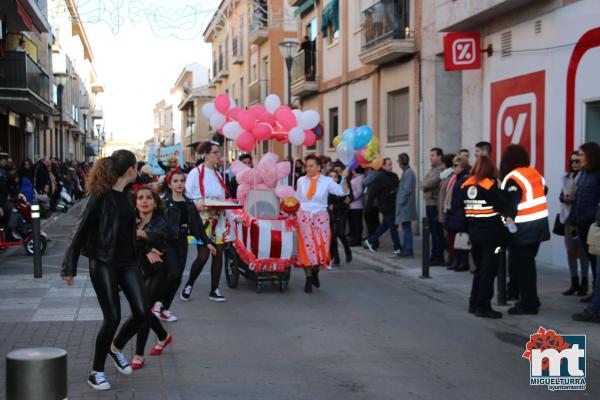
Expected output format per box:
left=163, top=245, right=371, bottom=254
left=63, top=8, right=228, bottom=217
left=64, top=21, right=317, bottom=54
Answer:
left=500, top=145, right=550, bottom=315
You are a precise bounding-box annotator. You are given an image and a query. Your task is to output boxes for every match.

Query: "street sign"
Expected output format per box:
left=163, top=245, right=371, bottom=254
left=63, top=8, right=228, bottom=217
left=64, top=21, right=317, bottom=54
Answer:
left=444, top=32, right=481, bottom=70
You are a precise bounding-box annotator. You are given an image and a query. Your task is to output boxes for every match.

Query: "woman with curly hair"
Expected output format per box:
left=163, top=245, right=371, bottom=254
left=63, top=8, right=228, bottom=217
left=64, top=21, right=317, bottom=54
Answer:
left=61, top=149, right=151, bottom=391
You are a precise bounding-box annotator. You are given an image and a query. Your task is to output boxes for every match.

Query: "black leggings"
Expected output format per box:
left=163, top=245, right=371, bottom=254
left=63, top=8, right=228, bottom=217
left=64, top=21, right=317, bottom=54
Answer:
left=136, top=268, right=168, bottom=356
left=160, top=238, right=189, bottom=309
left=331, top=215, right=351, bottom=261
left=186, top=244, right=223, bottom=291
left=89, top=260, right=150, bottom=372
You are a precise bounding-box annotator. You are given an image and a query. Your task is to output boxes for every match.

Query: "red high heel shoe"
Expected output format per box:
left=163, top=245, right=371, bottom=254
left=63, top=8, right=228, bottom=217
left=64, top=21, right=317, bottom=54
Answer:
left=131, top=356, right=145, bottom=370
left=149, top=335, right=172, bottom=356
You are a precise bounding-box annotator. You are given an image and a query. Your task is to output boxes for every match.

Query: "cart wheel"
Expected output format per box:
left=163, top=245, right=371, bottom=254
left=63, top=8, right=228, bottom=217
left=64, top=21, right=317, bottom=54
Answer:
left=224, top=245, right=239, bottom=289
left=24, top=236, right=47, bottom=256
left=256, top=281, right=263, bottom=293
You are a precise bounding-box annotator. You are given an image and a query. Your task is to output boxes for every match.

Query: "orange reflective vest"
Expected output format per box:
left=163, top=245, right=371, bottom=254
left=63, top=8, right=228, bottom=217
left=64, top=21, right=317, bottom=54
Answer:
left=500, top=167, right=548, bottom=223
left=461, top=177, right=499, bottom=218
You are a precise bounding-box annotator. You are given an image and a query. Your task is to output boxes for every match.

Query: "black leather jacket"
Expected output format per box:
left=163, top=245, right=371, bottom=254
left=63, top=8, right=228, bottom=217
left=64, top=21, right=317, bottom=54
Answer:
left=162, top=193, right=213, bottom=245
left=136, top=214, right=167, bottom=274
left=61, top=191, right=136, bottom=277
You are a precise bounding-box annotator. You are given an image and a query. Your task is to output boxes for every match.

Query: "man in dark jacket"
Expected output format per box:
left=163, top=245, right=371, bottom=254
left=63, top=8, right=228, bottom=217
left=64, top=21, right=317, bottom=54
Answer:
left=363, top=158, right=402, bottom=254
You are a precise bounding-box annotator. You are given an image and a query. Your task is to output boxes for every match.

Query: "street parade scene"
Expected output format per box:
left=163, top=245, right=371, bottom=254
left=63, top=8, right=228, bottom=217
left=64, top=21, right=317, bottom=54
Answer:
left=1, top=0, right=600, bottom=399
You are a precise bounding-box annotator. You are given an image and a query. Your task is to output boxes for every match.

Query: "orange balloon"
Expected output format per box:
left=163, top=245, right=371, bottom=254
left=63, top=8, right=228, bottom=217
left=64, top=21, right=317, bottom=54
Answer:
left=368, top=156, right=383, bottom=170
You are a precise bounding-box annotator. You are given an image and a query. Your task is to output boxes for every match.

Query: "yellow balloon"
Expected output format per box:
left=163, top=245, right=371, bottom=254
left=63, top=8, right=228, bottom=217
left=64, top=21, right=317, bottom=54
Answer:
left=333, top=135, right=342, bottom=148
left=369, top=156, right=383, bottom=170
left=367, top=136, right=379, bottom=149
left=364, top=147, right=377, bottom=162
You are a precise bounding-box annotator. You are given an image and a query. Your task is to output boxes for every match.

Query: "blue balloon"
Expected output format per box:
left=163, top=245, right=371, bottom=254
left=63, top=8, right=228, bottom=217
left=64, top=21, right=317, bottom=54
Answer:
left=342, top=128, right=355, bottom=143
left=353, top=125, right=373, bottom=150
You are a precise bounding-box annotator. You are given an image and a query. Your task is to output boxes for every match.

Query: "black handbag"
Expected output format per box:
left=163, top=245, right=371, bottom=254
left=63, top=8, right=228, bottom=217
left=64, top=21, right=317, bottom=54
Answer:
left=552, top=214, right=565, bottom=236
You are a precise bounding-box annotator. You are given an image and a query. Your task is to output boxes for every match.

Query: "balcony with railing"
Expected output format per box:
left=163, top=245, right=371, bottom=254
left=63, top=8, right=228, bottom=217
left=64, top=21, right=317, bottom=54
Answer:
left=232, top=36, right=244, bottom=64
left=216, top=52, right=229, bottom=79
left=359, top=0, right=415, bottom=65
left=291, top=49, right=318, bottom=98
left=249, top=79, right=268, bottom=105
left=249, top=3, right=269, bottom=45
left=0, top=51, right=52, bottom=114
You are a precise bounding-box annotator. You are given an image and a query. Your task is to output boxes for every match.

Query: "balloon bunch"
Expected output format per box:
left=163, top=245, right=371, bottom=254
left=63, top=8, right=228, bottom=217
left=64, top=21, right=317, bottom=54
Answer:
left=333, top=126, right=383, bottom=170
left=202, top=93, right=324, bottom=153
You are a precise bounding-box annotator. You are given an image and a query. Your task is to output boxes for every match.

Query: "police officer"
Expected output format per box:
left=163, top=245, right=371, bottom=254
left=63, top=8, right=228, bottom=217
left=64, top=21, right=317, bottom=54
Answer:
left=500, top=144, right=550, bottom=315
left=461, top=156, right=507, bottom=319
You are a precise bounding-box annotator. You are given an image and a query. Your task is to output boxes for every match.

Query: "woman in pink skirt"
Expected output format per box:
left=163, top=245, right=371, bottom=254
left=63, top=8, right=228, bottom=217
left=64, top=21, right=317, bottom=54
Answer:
left=296, top=155, right=350, bottom=293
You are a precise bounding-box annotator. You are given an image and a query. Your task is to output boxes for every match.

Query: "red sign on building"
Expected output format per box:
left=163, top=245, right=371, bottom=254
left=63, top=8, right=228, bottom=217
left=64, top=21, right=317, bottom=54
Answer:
left=490, top=71, right=546, bottom=174
left=444, top=32, right=481, bottom=70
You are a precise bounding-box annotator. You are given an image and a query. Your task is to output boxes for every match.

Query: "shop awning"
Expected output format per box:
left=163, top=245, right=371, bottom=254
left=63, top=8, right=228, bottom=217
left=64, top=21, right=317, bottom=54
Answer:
left=293, top=0, right=315, bottom=17
left=16, top=1, right=33, bottom=31
left=321, top=0, right=339, bottom=37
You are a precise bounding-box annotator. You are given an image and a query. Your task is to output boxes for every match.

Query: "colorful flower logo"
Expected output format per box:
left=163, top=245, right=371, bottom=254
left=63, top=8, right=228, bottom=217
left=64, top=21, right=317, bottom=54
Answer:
left=523, top=326, right=571, bottom=371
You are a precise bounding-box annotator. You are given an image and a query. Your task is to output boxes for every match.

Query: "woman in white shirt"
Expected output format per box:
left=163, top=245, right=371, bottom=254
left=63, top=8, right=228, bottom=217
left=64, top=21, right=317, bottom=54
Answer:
left=181, top=141, right=231, bottom=302
left=296, top=155, right=350, bottom=293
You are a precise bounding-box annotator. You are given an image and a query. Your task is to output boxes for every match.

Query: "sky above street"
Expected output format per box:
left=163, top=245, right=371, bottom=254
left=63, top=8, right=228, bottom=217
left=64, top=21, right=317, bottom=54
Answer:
left=78, top=0, right=221, bottom=144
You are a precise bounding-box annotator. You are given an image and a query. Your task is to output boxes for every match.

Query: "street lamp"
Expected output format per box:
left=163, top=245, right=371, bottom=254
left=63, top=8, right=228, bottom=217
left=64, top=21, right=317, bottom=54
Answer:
left=278, top=40, right=299, bottom=164
left=55, top=74, right=69, bottom=161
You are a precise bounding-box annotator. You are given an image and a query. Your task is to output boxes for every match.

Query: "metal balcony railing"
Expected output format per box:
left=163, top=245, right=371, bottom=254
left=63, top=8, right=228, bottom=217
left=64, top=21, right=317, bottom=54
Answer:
left=291, top=49, right=317, bottom=83
left=249, top=2, right=268, bottom=37
left=0, top=51, right=50, bottom=102
left=361, top=0, right=410, bottom=49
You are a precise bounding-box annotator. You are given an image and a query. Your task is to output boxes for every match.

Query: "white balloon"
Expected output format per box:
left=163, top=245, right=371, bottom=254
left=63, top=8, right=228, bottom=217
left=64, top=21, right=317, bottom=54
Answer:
left=299, top=110, right=320, bottom=130
left=292, top=109, right=302, bottom=125
left=209, top=113, right=226, bottom=130
left=223, top=121, right=243, bottom=140
left=229, top=97, right=237, bottom=109
left=288, top=127, right=306, bottom=146
left=264, top=94, right=281, bottom=113
left=202, top=103, right=216, bottom=119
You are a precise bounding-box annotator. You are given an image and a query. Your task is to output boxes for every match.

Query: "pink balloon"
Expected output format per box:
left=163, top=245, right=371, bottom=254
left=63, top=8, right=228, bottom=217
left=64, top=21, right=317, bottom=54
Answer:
left=356, top=148, right=367, bottom=165
left=275, top=105, right=292, bottom=114
left=258, top=111, right=277, bottom=126
left=275, top=185, right=296, bottom=199
left=249, top=105, right=266, bottom=118
left=275, top=107, right=296, bottom=130
left=215, top=94, right=231, bottom=114
left=252, top=123, right=272, bottom=141
left=230, top=160, right=249, bottom=177
left=236, top=131, right=256, bottom=152
left=227, top=107, right=242, bottom=121
left=303, top=130, right=316, bottom=146
left=238, top=110, right=256, bottom=131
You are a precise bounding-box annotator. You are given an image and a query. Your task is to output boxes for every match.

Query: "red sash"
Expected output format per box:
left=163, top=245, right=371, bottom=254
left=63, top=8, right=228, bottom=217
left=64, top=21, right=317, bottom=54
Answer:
left=198, top=164, right=229, bottom=199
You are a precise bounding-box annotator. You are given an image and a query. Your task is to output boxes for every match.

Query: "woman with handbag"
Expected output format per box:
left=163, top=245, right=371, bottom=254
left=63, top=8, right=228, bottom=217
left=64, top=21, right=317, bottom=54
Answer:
left=560, top=151, right=590, bottom=296
left=444, top=155, right=470, bottom=272
left=461, top=156, right=507, bottom=319
left=572, top=142, right=600, bottom=322
left=130, top=185, right=172, bottom=370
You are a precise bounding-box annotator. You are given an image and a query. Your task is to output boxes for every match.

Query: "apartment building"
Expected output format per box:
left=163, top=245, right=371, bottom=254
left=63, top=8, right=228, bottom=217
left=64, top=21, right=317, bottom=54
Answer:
left=204, top=0, right=297, bottom=160
left=291, top=0, right=421, bottom=170
left=422, top=0, right=600, bottom=266
left=0, top=0, right=53, bottom=164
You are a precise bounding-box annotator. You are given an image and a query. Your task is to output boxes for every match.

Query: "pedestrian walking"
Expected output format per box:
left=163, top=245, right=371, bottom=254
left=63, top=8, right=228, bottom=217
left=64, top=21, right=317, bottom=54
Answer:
left=421, top=147, right=446, bottom=265
left=182, top=141, right=231, bottom=302
left=295, top=155, right=350, bottom=293
left=362, top=167, right=381, bottom=249
left=130, top=185, right=172, bottom=370
left=395, top=153, right=416, bottom=257
left=327, top=170, right=353, bottom=266
left=348, top=167, right=365, bottom=247
left=571, top=142, right=600, bottom=322
left=438, top=153, right=455, bottom=266
left=61, top=149, right=150, bottom=391
left=475, top=141, right=492, bottom=160
left=155, top=170, right=216, bottom=320
left=443, top=155, right=470, bottom=271
left=560, top=151, right=590, bottom=296
left=461, top=156, right=507, bottom=319
left=500, top=144, right=550, bottom=315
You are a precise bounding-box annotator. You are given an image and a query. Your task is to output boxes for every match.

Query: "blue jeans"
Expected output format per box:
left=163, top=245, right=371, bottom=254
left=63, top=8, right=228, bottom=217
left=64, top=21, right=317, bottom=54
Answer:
left=401, top=221, right=413, bottom=255
left=368, top=213, right=402, bottom=251
left=426, top=205, right=446, bottom=260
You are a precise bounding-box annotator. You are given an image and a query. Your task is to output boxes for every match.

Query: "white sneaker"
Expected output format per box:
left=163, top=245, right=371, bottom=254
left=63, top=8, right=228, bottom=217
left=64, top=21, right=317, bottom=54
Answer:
left=209, top=288, right=227, bottom=302
left=88, top=371, right=111, bottom=391
left=180, top=285, right=192, bottom=301
left=151, top=302, right=162, bottom=318
left=159, top=309, right=178, bottom=322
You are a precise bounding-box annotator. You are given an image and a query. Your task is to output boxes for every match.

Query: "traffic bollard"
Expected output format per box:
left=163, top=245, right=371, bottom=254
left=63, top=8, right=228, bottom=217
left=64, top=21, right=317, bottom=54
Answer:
left=6, top=347, right=67, bottom=400
left=31, top=203, right=42, bottom=278
left=420, top=217, right=431, bottom=279
left=497, top=248, right=507, bottom=306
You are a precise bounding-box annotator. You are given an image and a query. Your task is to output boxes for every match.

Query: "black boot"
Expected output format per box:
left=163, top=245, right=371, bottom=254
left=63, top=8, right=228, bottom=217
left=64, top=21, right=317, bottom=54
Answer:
left=345, top=250, right=352, bottom=264
left=312, top=268, right=320, bottom=288
left=444, top=256, right=455, bottom=267
left=578, top=278, right=588, bottom=296
left=304, top=277, right=313, bottom=293
left=447, top=257, right=460, bottom=270
left=563, top=276, right=580, bottom=296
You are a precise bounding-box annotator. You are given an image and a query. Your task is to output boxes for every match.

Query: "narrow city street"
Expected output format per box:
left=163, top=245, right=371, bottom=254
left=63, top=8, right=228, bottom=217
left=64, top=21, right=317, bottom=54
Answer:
left=0, top=204, right=598, bottom=400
